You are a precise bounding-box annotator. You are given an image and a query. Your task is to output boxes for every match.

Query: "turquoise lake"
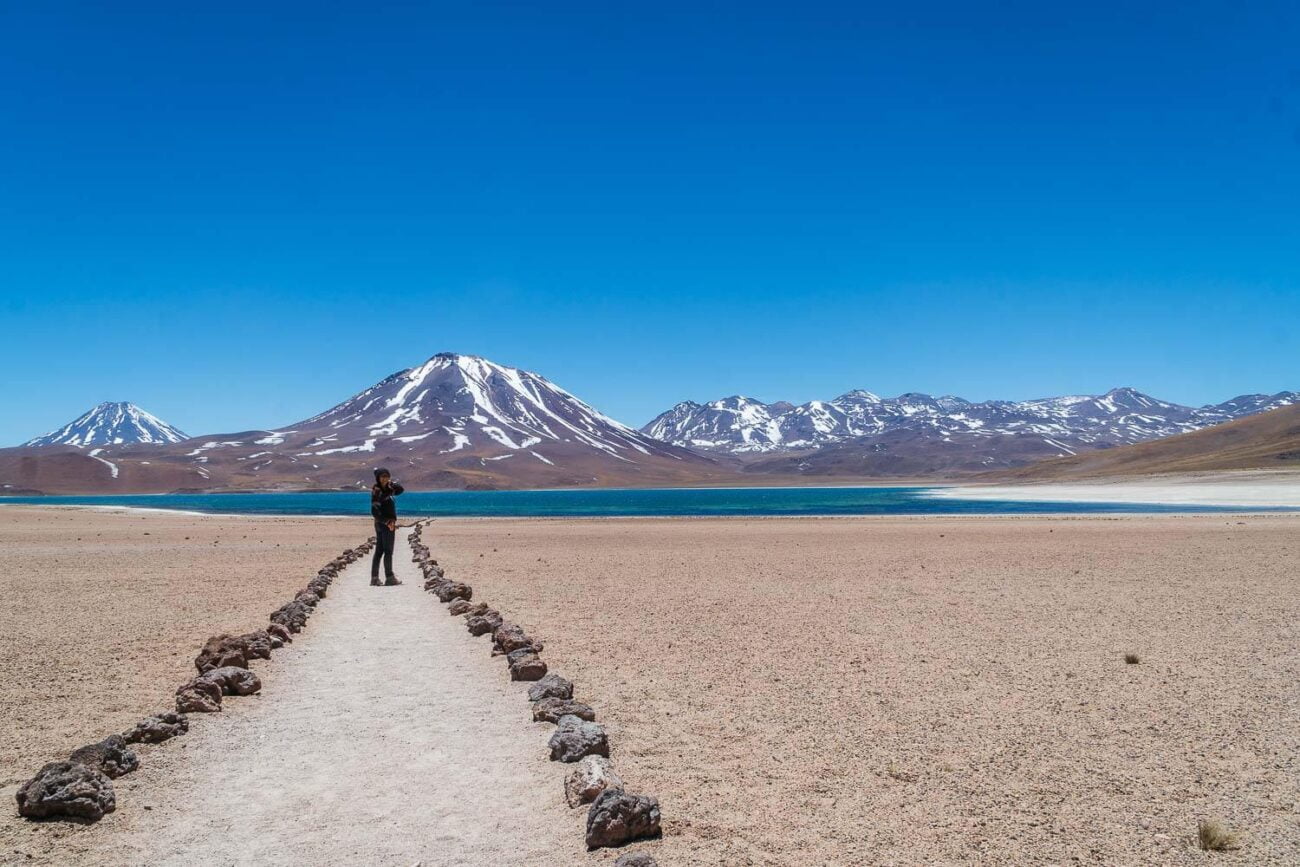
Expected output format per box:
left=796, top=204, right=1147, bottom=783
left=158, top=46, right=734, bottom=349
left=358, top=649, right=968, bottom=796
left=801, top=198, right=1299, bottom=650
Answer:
left=0, top=487, right=1278, bottom=517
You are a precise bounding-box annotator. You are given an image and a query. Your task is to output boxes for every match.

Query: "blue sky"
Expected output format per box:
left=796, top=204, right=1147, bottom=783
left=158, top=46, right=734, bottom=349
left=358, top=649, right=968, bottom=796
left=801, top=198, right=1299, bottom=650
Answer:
left=1, top=2, right=1297, bottom=444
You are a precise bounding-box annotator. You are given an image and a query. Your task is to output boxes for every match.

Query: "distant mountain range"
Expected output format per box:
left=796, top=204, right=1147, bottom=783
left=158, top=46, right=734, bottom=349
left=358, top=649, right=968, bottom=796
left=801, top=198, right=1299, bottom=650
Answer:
left=2, top=355, right=1295, bottom=494
left=24, top=401, right=188, bottom=447
left=642, top=388, right=1298, bottom=476
left=0, top=354, right=728, bottom=494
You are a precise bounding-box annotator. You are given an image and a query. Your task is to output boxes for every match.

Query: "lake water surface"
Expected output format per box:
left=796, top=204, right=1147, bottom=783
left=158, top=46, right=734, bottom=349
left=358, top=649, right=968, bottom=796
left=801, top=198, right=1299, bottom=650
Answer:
left=0, top=487, right=1279, bottom=517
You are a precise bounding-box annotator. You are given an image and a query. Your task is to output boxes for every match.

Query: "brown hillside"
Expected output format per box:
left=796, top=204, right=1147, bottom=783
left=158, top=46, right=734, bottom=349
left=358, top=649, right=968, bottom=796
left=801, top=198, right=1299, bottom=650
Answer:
left=989, top=403, right=1300, bottom=481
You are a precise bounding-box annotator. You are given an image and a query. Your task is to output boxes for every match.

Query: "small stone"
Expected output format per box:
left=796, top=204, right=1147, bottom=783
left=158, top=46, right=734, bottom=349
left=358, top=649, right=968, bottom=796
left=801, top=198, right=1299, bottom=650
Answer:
left=585, top=789, right=661, bottom=849
left=194, top=633, right=248, bottom=673
left=510, top=654, right=548, bottom=681
left=614, top=854, right=658, bottom=867
left=533, top=697, right=596, bottom=723
left=68, top=735, right=139, bottom=779
left=202, top=666, right=262, bottom=696
left=492, top=624, right=536, bottom=654
left=447, top=598, right=472, bottom=616
left=433, top=581, right=472, bottom=603
left=565, top=756, right=623, bottom=808
left=122, top=711, right=189, bottom=745
left=466, top=614, right=502, bottom=637
left=16, top=761, right=116, bottom=821
left=548, top=716, right=610, bottom=763
left=239, top=629, right=273, bottom=660
left=528, top=673, right=574, bottom=702
left=270, top=600, right=311, bottom=633
left=176, top=676, right=223, bottom=713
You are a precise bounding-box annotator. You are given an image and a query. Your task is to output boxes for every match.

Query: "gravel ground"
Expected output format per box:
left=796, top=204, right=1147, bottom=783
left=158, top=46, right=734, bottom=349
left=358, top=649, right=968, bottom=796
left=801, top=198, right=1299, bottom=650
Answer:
left=429, top=513, right=1300, bottom=865
left=22, top=529, right=588, bottom=866
left=0, top=506, right=362, bottom=860
left=2, top=508, right=1297, bottom=865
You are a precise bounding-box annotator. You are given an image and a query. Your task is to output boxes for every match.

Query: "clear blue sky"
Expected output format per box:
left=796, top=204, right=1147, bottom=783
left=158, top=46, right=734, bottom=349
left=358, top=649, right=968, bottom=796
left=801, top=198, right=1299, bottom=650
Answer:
left=2, top=2, right=1297, bottom=444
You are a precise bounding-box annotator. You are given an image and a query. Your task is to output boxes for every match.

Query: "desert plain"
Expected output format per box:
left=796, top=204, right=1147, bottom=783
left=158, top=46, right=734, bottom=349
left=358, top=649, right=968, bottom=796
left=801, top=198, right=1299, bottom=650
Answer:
left=1, top=505, right=1297, bottom=865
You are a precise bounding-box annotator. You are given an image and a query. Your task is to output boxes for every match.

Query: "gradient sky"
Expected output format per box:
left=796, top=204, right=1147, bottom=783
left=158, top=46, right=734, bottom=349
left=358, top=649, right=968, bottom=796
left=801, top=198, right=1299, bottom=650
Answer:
left=2, top=2, right=1298, bottom=444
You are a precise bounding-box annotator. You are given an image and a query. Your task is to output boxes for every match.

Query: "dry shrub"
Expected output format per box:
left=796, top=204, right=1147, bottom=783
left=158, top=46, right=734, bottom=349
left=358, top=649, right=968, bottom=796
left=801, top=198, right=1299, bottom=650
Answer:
left=1197, top=818, right=1240, bottom=851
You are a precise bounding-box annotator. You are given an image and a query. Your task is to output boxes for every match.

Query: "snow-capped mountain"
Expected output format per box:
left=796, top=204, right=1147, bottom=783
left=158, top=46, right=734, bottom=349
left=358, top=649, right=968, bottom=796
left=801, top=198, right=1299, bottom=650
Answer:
left=275, top=352, right=685, bottom=464
left=24, top=401, right=188, bottom=447
left=75, top=352, right=719, bottom=493
left=642, top=387, right=1300, bottom=460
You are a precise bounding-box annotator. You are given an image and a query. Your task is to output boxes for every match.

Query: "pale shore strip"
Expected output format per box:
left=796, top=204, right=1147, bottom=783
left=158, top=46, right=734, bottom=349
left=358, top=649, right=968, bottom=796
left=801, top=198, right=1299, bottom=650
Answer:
left=929, top=470, right=1300, bottom=508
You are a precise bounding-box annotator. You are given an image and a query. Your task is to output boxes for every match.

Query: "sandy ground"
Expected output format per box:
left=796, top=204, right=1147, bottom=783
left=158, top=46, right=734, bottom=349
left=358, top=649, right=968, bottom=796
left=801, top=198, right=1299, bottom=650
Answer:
left=3, top=507, right=1298, bottom=864
left=431, top=513, right=1300, bottom=865
left=934, top=469, right=1300, bottom=507
left=0, top=507, right=359, bottom=792
left=2, top=529, right=589, bottom=866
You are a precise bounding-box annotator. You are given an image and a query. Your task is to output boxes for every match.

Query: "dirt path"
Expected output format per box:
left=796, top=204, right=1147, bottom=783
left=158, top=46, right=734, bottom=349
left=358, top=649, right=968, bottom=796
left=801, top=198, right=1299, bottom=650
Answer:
left=45, top=528, right=587, bottom=866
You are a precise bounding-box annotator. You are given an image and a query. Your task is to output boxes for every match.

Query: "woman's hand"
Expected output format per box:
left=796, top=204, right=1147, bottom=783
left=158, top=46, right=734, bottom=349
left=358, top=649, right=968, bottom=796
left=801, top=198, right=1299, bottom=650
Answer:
left=387, top=519, right=397, bottom=532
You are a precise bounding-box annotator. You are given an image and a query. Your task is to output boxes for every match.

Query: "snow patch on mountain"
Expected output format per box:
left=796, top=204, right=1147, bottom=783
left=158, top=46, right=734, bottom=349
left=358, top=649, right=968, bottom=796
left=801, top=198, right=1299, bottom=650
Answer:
left=642, top=388, right=1300, bottom=456
left=24, top=402, right=188, bottom=448
left=274, top=352, right=682, bottom=467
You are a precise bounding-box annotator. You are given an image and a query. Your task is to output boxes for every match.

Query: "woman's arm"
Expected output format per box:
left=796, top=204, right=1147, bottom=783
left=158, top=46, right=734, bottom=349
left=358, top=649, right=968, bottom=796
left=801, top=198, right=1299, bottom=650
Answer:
left=391, top=482, right=405, bottom=496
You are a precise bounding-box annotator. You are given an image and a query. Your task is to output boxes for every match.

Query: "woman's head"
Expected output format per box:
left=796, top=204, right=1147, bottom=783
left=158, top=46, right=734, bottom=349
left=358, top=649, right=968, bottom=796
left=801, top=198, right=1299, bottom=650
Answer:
left=373, top=467, right=391, bottom=488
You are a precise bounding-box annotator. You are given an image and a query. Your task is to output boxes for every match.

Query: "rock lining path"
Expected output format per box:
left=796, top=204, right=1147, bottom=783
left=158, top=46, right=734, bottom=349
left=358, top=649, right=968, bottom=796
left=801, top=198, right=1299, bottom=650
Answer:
left=68, top=529, right=586, bottom=865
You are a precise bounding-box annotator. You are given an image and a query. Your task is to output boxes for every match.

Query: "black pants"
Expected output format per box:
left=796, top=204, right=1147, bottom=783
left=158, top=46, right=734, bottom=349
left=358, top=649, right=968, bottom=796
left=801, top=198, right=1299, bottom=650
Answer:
left=371, top=521, right=396, bottom=579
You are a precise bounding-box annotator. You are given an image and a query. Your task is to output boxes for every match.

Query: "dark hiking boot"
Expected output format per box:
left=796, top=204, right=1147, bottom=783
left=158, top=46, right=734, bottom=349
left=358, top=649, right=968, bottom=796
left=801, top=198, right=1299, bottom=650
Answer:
left=370, top=576, right=382, bottom=586
left=384, top=576, right=402, bottom=586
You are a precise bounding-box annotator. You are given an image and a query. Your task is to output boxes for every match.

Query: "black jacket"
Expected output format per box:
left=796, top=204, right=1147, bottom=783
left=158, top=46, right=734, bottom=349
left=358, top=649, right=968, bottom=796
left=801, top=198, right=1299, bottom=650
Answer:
left=370, top=482, right=404, bottom=523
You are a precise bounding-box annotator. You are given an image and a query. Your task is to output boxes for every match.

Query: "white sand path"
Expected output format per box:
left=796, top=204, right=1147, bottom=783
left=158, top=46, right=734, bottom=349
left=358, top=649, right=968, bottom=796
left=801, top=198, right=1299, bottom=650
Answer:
left=67, top=528, right=588, bottom=866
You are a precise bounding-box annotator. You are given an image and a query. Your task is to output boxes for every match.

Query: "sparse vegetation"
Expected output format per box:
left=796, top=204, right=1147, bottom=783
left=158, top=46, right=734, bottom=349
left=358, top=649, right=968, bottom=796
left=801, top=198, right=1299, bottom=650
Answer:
left=1197, top=818, right=1241, bottom=851
left=1124, top=653, right=1140, bottom=665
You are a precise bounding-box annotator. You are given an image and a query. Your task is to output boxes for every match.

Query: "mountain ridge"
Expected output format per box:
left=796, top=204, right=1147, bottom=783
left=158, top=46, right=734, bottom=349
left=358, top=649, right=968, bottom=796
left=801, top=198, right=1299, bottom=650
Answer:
left=643, top=387, right=1299, bottom=463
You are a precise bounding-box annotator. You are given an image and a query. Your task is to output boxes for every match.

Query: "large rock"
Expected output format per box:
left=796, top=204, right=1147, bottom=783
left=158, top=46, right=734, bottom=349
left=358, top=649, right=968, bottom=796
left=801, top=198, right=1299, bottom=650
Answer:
left=194, top=633, right=248, bottom=673
left=492, top=624, right=537, bottom=654
left=239, top=629, right=273, bottom=661
left=432, top=581, right=472, bottom=603
left=270, top=600, right=312, bottom=633
left=266, top=622, right=293, bottom=646
left=510, top=654, right=548, bottom=682
left=68, top=735, right=139, bottom=779
left=533, top=697, right=596, bottom=723
left=122, top=711, right=189, bottom=745
left=548, top=715, right=610, bottom=763
left=176, top=676, right=223, bottom=713
left=614, top=854, right=658, bottom=867
left=585, top=789, right=662, bottom=849
left=528, top=673, right=574, bottom=702
left=16, top=761, right=116, bottom=821
left=447, top=598, right=473, bottom=616
left=294, top=590, right=321, bottom=608
left=466, top=613, right=502, bottom=637
left=565, top=755, right=624, bottom=808
left=202, top=666, right=262, bottom=696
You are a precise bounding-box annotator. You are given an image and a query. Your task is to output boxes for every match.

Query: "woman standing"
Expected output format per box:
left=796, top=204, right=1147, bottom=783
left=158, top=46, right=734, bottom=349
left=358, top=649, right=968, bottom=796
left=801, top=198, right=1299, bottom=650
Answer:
left=369, top=467, right=404, bottom=586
